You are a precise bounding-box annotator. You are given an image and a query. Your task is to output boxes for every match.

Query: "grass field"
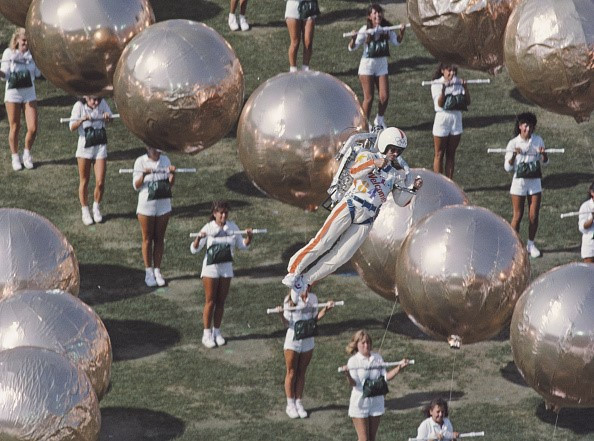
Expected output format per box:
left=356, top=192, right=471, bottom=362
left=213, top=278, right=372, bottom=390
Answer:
left=0, top=1, right=593, bottom=440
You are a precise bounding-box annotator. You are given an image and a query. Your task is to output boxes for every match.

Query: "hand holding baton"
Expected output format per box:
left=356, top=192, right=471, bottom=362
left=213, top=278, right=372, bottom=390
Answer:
left=190, top=228, right=268, bottom=238
left=487, top=148, right=564, bottom=154
left=408, top=431, right=484, bottom=441
left=338, top=359, right=414, bottom=372
left=60, top=114, right=120, bottom=123
left=118, top=168, right=196, bottom=174
left=421, top=79, right=490, bottom=86
left=267, top=301, right=344, bottom=314
left=342, top=23, right=410, bottom=38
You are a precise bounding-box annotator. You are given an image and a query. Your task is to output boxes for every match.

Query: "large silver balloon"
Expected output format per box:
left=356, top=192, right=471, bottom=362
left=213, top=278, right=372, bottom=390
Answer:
left=0, top=0, right=31, bottom=26
left=396, top=205, right=530, bottom=345
left=0, top=289, right=112, bottom=400
left=408, top=0, right=521, bottom=73
left=0, top=208, right=79, bottom=300
left=511, top=263, right=594, bottom=410
left=113, top=19, right=244, bottom=154
left=504, top=0, right=594, bottom=122
left=26, top=0, right=155, bottom=96
left=0, top=346, right=100, bottom=441
left=351, top=169, right=468, bottom=300
left=237, top=71, right=367, bottom=211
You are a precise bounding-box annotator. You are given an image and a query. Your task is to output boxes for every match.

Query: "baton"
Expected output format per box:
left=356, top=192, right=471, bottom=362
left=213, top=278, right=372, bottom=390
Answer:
left=190, top=228, right=268, bottom=238
left=421, top=79, right=490, bottom=86
left=408, top=431, right=485, bottom=441
left=0, top=59, right=31, bottom=64
left=60, top=114, right=120, bottom=123
left=343, top=23, right=410, bottom=38
left=560, top=211, right=593, bottom=218
left=267, top=301, right=344, bottom=314
left=118, top=168, right=196, bottom=174
left=487, top=148, right=564, bottom=154
left=338, top=359, right=414, bottom=372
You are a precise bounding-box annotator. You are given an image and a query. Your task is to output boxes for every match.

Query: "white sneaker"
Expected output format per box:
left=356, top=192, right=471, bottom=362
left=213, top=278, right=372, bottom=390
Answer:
left=145, top=269, right=157, bottom=287
left=282, top=273, right=296, bottom=288
left=82, top=207, right=94, bottom=226
left=527, top=242, right=541, bottom=258
left=286, top=404, right=299, bottom=419
left=239, top=15, right=250, bottom=31
left=228, top=13, right=239, bottom=31
left=92, top=204, right=103, bottom=223
left=214, top=332, right=226, bottom=346
left=295, top=401, right=308, bottom=418
left=373, top=115, right=386, bottom=129
left=154, top=268, right=166, bottom=287
left=22, top=151, right=33, bottom=169
left=202, top=334, right=216, bottom=349
left=11, top=155, right=22, bottom=171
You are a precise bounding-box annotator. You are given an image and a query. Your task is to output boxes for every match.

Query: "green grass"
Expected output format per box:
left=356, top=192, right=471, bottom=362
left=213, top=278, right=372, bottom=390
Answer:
left=1, top=1, right=593, bottom=440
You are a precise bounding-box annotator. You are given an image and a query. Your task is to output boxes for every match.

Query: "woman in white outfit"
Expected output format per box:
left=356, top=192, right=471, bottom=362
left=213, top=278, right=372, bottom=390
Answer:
left=0, top=28, right=41, bottom=171
left=578, top=182, right=594, bottom=263
left=504, top=112, right=548, bottom=258
left=69, top=96, right=113, bottom=225
left=430, top=62, right=470, bottom=179
left=285, top=0, right=320, bottom=71
left=272, top=286, right=334, bottom=419
left=341, top=330, right=410, bottom=441
left=191, top=201, right=253, bottom=348
left=416, top=397, right=459, bottom=441
left=133, top=147, right=176, bottom=287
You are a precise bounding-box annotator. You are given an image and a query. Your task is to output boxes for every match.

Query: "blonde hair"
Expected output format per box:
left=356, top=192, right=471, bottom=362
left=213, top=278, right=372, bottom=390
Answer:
left=9, top=28, right=26, bottom=51
left=346, top=329, right=372, bottom=355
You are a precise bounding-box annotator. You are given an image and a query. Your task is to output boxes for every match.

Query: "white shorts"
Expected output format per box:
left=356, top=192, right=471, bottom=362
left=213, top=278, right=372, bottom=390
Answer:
left=201, top=262, right=234, bottom=279
left=4, top=86, right=36, bottom=103
left=283, top=328, right=315, bottom=352
left=433, top=111, right=463, bottom=137
left=358, top=57, right=388, bottom=77
left=136, top=198, right=172, bottom=217
left=76, top=143, right=107, bottom=160
left=348, top=394, right=385, bottom=418
left=285, top=0, right=316, bottom=20
left=509, top=178, right=542, bottom=196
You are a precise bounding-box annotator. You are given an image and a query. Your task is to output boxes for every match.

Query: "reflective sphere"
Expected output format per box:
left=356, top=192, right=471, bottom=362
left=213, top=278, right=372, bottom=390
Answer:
left=0, top=289, right=112, bottom=400
left=0, top=0, right=31, bottom=26
left=0, top=347, right=100, bottom=441
left=511, top=263, right=594, bottom=410
left=408, top=0, right=520, bottom=73
left=396, top=205, right=530, bottom=345
left=0, top=208, right=79, bottom=300
left=26, top=0, right=155, bottom=96
left=351, top=169, right=468, bottom=300
left=237, top=71, right=367, bottom=211
left=504, top=0, right=594, bottom=122
left=113, top=19, right=244, bottom=154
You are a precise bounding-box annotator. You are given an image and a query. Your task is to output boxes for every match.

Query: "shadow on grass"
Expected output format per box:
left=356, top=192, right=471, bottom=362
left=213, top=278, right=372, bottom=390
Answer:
left=174, top=198, right=251, bottom=219
left=536, top=404, right=594, bottom=434
left=151, top=0, right=221, bottom=22
left=318, top=8, right=364, bottom=25
left=108, top=147, right=148, bottom=162
left=100, top=407, right=185, bottom=441
left=33, top=157, right=77, bottom=167
left=387, top=390, right=465, bottom=411
left=500, top=361, right=528, bottom=387
left=509, top=88, right=536, bottom=106
left=103, top=319, right=181, bottom=361
left=226, top=172, right=267, bottom=198
left=542, top=172, right=593, bottom=190
left=37, top=94, right=76, bottom=107
left=385, top=312, right=436, bottom=341
left=463, top=184, right=508, bottom=193
left=400, top=114, right=516, bottom=132
left=308, top=403, right=349, bottom=415
left=79, top=264, right=150, bottom=305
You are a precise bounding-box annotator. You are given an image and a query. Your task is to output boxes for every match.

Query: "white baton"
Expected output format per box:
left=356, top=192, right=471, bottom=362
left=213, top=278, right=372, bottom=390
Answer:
left=408, top=431, right=485, bottom=441
left=560, top=211, right=593, bottom=218
left=190, top=228, right=268, bottom=238
left=60, top=114, right=120, bottom=123
left=421, top=79, right=490, bottom=86
left=338, top=359, right=414, bottom=372
left=342, top=23, right=410, bottom=38
left=118, top=168, right=196, bottom=174
left=267, top=301, right=344, bottom=314
left=487, top=148, right=564, bottom=154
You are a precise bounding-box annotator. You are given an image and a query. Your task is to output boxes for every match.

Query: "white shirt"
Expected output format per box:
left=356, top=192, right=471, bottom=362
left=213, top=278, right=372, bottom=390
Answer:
left=431, top=76, right=465, bottom=112
left=190, top=220, right=249, bottom=257
left=504, top=134, right=548, bottom=176
left=283, top=292, right=318, bottom=327
left=347, top=351, right=387, bottom=398
left=348, top=25, right=400, bottom=58
left=69, top=99, right=112, bottom=149
left=416, top=416, right=455, bottom=440
left=1, top=48, right=40, bottom=88
left=132, top=153, right=172, bottom=202
left=578, top=198, right=594, bottom=258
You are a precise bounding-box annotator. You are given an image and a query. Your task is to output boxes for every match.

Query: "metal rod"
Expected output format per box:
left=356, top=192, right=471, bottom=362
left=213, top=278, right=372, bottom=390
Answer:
left=408, top=431, right=484, bottom=441
left=338, top=359, right=414, bottom=372
left=118, top=168, right=196, bottom=174
left=60, top=114, right=120, bottom=123
left=190, top=228, right=268, bottom=238
left=267, top=301, right=344, bottom=315
left=487, top=148, right=564, bottom=154
left=560, top=211, right=592, bottom=219
left=343, top=23, right=410, bottom=38
left=421, top=79, right=490, bottom=86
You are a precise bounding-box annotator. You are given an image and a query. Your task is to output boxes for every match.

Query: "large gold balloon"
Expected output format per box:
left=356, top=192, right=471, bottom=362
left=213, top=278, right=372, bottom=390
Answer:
left=0, top=208, right=79, bottom=299
left=351, top=169, right=468, bottom=300
left=511, top=263, right=594, bottom=410
left=113, top=19, right=244, bottom=154
left=0, top=346, right=100, bottom=441
left=237, top=71, right=367, bottom=211
left=504, top=0, right=594, bottom=122
left=0, top=0, right=31, bottom=26
left=0, top=289, right=112, bottom=400
left=408, top=0, right=520, bottom=73
left=395, top=205, right=530, bottom=345
left=26, top=0, right=154, bottom=96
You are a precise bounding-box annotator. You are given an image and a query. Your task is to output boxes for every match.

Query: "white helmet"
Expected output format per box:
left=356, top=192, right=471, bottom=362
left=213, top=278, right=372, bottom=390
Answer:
left=377, top=127, right=407, bottom=154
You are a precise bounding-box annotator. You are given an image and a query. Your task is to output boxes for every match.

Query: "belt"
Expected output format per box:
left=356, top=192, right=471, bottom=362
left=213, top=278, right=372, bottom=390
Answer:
left=352, top=196, right=378, bottom=213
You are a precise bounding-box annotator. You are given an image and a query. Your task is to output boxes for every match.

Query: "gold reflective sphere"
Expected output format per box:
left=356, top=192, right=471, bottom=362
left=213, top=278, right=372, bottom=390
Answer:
left=511, top=263, right=594, bottom=410
left=396, top=205, right=530, bottom=345
left=237, top=71, right=367, bottom=211
left=504, top=0, right=594, bottom=122
left=351, top=169, right=468, bottom=300
left=0, top=208, right=79, bottom=299
left=113, top=19, right=244, bottom=154
left=26, top=0, right=155, bottom=96
left=0, top=0, right=31, bottom=26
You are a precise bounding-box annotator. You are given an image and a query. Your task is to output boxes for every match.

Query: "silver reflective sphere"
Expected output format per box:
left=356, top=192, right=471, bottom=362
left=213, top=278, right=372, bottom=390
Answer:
left=351, top=169, right=468, bottom=300
left=408, top=0, right=521, bottom=73
left=504, top=0, right=594, bottom=122
left=237, top=71, right=367, bottom=211
left=0, top=208, right=79, bottom=300
left=511, top=263, right=594, bottom=410
left=0, top=346, right=100, bottom=441
left=396, top=205, right=530, bottom=345
left=113, top=19, right=244, bottom=154
left=0, top=0, right=31, bottom=26
left=0, top=289, right=112, bottom=400
left=26, top=0, right=155, bottom=96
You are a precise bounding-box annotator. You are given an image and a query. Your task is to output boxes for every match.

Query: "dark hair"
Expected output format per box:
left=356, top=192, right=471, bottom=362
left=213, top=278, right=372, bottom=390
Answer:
left=432, top=62, right=457, bottom=80
left=423, top=397, right=449, bottom=418
left=514, top=112, right=537, bottom=136
left=209, top=200, right=230, bottom=221
left=365, top=4, right=391, bottom=43
left=588, top=181, right=594, bottom=199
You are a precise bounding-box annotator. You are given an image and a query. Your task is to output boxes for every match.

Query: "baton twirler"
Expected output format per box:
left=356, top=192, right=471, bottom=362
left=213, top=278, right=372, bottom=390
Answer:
left=560, top=211, right=593, bottom=219
left=60, top=114, right=120, bottom=123
left=421, top=79, right=490, bottom=86
left=343, top=23, right=410, bottom=38
left=190, top=228, right=268, bottom=238
left=487, top=148, right=564, bottom=154
left=267, top=301, right=344, bottom=314
left=118, top=168, right=196, bottom=174
left=408, top=431, right=485, bottom=441
left=338, top=359, right=414, bottom=372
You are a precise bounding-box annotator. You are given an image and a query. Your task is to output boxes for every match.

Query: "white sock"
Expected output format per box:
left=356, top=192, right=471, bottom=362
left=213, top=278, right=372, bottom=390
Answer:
left=23, top=149, right=31, bottom=158
left=229, top=13, right=235, bottom=19
left=289, top=66, right=298, bottom=72
left=376, top=115, right=384, bottom=125
left=145, top=267, right=153, bottom=275
left=302, top=65, right=310, bottom=71
left=295, top=399, right=303, bottom=407
left=93, top=201, right=100, bottom=210
left=82, top=206, right=91, bottom=215
left=287, top=397, right=295, bottom=406
left=527, top=240, right=534, bottom=247
left=12, top=153, right=19, bottom=160
left=213, top=328, right=221, bottom=337
left=240, top=14, right=246, bottom=20
left=203, top=328, right=212, bottom=337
